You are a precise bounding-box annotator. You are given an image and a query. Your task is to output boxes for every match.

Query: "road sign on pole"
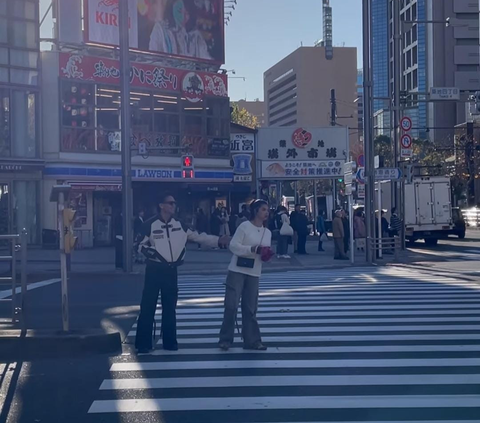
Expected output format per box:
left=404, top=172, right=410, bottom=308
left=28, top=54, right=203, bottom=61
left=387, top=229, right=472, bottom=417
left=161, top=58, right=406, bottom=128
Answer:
left=401, top=116, right=412, bottom=132
left=401, top=133, right=412, bottom=148
left=357, top=167, right=402, bottom=182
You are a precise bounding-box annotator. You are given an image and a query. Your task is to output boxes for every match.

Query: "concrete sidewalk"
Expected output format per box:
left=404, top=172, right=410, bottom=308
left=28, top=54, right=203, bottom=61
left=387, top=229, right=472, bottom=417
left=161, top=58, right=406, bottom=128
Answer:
left=20, top=239, right=364, bottom=274
left=8, top=237, right=410, bottom=277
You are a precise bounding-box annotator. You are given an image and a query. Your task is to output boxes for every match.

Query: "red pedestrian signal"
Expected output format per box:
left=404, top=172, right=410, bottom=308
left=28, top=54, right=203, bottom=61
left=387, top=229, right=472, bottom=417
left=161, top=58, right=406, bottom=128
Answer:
left=181, top=155, right=194, bottom=179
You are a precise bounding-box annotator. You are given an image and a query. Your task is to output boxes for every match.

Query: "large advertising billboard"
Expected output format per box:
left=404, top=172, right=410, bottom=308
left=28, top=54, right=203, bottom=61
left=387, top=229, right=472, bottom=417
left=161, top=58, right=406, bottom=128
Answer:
left=85, top=0, right=225, bottom=64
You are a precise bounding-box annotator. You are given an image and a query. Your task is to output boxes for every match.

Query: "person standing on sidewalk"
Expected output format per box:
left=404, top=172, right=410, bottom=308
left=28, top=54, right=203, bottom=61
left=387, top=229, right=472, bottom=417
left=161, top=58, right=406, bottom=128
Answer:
left=276, top=206, right=292, bottom=259
left=290, top=204, right=301, bottom=253
left=333, top=210, right=348, bottom=260
left=354, top=209, right=366, bottom=251
left=219, top=200, right=273, bottom=351
left=135, top=193, right=230, bottom=353
left=316, top=210, right=327, bottom=252
left=296, top=210, right=309, bottom=255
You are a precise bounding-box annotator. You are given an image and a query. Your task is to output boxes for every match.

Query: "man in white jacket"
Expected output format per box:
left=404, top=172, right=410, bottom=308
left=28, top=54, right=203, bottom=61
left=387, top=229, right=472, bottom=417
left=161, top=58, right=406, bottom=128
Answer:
left=135, top=193, right=229, bottom=353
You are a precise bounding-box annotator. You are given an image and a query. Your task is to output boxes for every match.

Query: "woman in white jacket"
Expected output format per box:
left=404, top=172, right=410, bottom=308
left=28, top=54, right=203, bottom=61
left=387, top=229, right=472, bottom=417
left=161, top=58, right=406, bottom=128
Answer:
left=218, top=200, right=272, bottom=351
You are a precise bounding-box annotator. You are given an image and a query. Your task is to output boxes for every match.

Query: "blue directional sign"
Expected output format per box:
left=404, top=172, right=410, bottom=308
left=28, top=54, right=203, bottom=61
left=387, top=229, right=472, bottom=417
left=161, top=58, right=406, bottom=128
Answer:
left=356, top=167, right=402, bottom=183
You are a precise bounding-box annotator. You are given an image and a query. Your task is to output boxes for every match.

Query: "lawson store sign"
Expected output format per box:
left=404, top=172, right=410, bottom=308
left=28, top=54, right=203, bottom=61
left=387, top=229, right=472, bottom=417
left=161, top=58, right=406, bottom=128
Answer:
left=44, top=166, right=233, bottom=181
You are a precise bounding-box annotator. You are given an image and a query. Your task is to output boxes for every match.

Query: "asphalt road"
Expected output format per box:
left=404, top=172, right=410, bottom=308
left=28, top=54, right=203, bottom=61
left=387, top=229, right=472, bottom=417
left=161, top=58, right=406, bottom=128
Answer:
left=2, top=262, right=480, bottom=423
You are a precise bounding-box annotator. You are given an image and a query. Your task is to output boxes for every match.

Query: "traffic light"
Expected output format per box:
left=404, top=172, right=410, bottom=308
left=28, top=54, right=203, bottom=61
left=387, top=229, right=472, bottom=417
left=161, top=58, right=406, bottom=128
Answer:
left=181, top=155, right=194, bottom=179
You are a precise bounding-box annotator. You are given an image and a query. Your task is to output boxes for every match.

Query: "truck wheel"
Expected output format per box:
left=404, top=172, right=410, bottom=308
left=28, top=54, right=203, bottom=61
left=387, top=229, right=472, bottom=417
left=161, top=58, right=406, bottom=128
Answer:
left=424, top=239, right=438, bottom=247
left=407, top=239, right=416, bottom=247
left=458, top=232, right=466, bottom=240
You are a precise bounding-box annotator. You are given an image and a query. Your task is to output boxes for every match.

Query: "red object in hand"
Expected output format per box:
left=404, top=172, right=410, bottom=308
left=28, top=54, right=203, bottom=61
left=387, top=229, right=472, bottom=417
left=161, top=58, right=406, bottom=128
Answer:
left=259, top=247, right=274, bottom=262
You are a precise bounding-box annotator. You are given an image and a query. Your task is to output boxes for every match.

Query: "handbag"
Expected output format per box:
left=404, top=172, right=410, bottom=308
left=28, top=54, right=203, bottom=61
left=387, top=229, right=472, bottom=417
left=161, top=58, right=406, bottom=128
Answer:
left=280, top=221, right=294, bottom=236
left=236, top=257, right=255, bottom=268
left=320, top=233, right=328, bottom=242
left=236, top=228, right=267, bottom=268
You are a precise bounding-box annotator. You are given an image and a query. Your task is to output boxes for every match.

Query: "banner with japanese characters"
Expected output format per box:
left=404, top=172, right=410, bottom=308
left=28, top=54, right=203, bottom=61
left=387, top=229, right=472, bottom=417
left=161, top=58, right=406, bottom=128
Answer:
left=261, top=160, right=345, bottom=179
left=59, top=53, right=227, bottom=99
left=257, top=126, right=348, bottom=162
left=257, top=126, right=348, bottom=179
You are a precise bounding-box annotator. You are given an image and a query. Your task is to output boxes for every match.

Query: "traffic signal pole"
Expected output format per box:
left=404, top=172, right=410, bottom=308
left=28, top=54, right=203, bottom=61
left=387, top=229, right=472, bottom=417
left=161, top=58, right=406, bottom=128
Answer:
left=362, top=0, right=375, bottom=264
left=119, top=0, right=133, bottom=273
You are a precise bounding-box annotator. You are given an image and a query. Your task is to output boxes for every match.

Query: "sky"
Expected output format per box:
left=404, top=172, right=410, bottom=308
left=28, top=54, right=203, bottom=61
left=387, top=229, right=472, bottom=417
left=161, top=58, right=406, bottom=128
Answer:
left=39, top=0, right=363, bottom=101
left=224, top=0, right=363, bottom=101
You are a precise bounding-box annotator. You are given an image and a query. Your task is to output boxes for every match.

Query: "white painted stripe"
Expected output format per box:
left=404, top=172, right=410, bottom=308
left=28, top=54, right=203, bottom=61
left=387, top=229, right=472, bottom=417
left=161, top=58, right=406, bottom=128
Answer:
left=155, top=334, right=480, bottom=344
left=88, top=394, right=480, bottom=413
left=176, top=293, right=480, bottom=305
left=174, top=299, right=480, bottom=308
left=0, top=279, right=61, bottom=300
left=140, top=316, right=480, bottom=328
left=175, top=304, right=480, bottom=313
left=110, top=358, right=480, bottom=372
left=171, top=309, right=480, bottom=320
left=146, top=345, right=480, bottom=356
left=128, top=324, right=480, bottom=337
left=177, top=288, right=480, bottom=298
left=99, top=373, right=480, bottom=390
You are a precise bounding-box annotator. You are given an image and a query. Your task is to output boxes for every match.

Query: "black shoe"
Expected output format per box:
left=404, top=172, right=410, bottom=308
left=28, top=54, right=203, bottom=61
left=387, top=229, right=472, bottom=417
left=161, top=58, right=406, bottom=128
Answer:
left=318, top=248, right=325, bottom=252
left=163, top=344, right=178, bottom=351
left=219, top=342, right=231, bottom=351
left=243, top=342, right=267, bottom=351
left=136, top=347, right=152, bottom=354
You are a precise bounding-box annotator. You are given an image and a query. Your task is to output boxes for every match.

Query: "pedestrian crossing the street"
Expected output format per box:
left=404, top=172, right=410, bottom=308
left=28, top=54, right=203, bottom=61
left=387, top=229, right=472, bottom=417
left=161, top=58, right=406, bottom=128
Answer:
left=88, top=267, right=480, bottom=423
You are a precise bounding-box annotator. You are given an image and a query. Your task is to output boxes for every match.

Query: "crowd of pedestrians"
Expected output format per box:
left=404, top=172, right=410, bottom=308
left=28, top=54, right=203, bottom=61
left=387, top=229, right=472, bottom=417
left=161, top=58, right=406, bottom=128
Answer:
left=133, top=196, right=402, bottom=355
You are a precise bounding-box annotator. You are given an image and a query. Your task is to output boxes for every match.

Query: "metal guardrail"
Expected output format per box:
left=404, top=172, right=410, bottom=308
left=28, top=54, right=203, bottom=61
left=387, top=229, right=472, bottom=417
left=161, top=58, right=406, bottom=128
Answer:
left=0, top=230, right=27, bottom=329
left=368, top=236, right=402, bottom=261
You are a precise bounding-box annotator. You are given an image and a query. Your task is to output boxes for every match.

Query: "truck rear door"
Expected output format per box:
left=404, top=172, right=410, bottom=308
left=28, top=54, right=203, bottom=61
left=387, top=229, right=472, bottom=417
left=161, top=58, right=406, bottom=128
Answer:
left=415, top=182, right=434, bottom=225
left=432, top=181, right=452, bottom=225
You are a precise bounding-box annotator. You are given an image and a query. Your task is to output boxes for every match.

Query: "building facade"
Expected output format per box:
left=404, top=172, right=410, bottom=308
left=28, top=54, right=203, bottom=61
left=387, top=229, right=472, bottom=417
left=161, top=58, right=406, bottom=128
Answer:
left=356, top=69, right=364, bottom=143
left=372, top=0, right=390, bottom=113
left=263, top=46, right=357, bottom=147
left=0, top=0, right=42, bottom=244
left=38, top=0, right=242, bottom=248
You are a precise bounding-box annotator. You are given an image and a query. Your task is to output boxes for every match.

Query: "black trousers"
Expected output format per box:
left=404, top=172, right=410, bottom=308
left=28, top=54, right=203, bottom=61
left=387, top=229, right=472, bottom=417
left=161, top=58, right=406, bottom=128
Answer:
left=297, top=233, right=307, bottom=254
left=135, top=264, right=178, bottom=350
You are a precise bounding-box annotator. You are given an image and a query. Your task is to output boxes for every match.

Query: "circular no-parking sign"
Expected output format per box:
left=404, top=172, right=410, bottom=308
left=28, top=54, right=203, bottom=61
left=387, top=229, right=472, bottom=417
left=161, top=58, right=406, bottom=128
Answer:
left=401, top=133, right=412, bottom=149
left=401, top=116, right=412, bottom=132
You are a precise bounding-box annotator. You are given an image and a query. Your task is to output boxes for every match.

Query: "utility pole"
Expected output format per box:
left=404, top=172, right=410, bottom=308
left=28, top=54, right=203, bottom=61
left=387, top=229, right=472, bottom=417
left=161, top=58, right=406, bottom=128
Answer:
left=330, top=89, right=337, bottom=126
left=119, top=0, right=133, bottom=273
left=392, top=0, right=401, bottom=210
left=362, top=0, right=375, bottom=264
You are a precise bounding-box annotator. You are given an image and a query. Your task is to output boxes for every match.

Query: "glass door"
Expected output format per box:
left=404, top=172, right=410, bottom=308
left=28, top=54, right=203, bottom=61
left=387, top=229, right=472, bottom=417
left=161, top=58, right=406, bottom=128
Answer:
left=0, top=182, right=11, bottom=250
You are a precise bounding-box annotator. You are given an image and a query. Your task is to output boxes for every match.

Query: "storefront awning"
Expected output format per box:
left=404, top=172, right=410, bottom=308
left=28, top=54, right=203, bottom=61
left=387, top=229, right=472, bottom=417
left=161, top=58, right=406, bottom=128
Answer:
left=188, top=183, right=252, bottom=193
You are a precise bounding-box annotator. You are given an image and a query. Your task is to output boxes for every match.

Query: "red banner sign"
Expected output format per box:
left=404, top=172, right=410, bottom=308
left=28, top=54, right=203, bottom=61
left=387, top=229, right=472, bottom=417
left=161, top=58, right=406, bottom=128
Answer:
left=59, top=53, right=228, bottom=100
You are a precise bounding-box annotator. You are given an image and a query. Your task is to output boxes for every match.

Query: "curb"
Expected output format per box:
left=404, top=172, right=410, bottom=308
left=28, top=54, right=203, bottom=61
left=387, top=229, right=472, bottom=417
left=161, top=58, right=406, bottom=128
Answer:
left=0, top=329, right=122, bottom=360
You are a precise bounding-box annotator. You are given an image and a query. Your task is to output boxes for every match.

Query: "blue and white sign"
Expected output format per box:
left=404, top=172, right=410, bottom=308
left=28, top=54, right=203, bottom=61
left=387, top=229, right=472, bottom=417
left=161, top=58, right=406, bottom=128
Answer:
left=356, top=167, right=402, bottom=182
left=232, top=154, right=253, bottom=175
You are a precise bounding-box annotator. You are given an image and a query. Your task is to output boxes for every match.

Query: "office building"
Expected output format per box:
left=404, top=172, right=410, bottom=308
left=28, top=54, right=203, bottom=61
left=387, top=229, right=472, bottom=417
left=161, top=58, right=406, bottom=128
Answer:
left=372, top=0, right=390, bottom=113
left=356, top=69, right=364, bottom=143
left=0, top=0, right=42, bottom=243
left=263, top=46, right=357, bottom=142
left=426, top=0, right=479, bottom=144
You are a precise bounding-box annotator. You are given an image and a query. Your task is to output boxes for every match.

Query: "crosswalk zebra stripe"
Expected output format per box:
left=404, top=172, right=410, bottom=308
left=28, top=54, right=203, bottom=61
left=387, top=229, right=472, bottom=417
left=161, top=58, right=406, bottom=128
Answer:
left=128, top=324, right=480, bottom=337
left=174, top=303, right=480, bottom=313
left=133, top=316, right=480, bottom=328
left=89, top=395, right=480, bottom=413
left=110, top=358, right=480, bottom=372
left=171, top=309, right=480, bottom=319
left=144, top=345, right=480, bottom=356
left=150, top=334, right=480, bottom=343
left=88, top=267, right=480, bottom=421
left=99, top=374, right=480, bottom=390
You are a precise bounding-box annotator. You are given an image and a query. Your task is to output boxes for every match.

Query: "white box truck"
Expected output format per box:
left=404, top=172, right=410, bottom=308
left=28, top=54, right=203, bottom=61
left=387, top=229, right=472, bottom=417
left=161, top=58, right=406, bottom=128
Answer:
left=404, top=176, right=453, bottom=246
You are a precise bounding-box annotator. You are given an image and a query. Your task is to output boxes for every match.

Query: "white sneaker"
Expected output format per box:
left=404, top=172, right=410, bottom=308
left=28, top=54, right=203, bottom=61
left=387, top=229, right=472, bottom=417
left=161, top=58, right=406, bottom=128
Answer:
left=283, top=255, right=291, bottom=259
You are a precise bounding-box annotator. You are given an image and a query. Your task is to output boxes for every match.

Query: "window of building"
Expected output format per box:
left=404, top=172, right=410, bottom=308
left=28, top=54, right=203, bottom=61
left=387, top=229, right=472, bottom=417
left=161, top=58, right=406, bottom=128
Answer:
left=0, top=88, right=37, bottom=158
left=412, top=25, right=417, bottom=42
left=413, top=69, right=418, bottom=89
left=0, top=0, right=39, bottom=86
left=61, top=81, right=229, bottom=157
left=413, top=45, right=418, bottom=65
